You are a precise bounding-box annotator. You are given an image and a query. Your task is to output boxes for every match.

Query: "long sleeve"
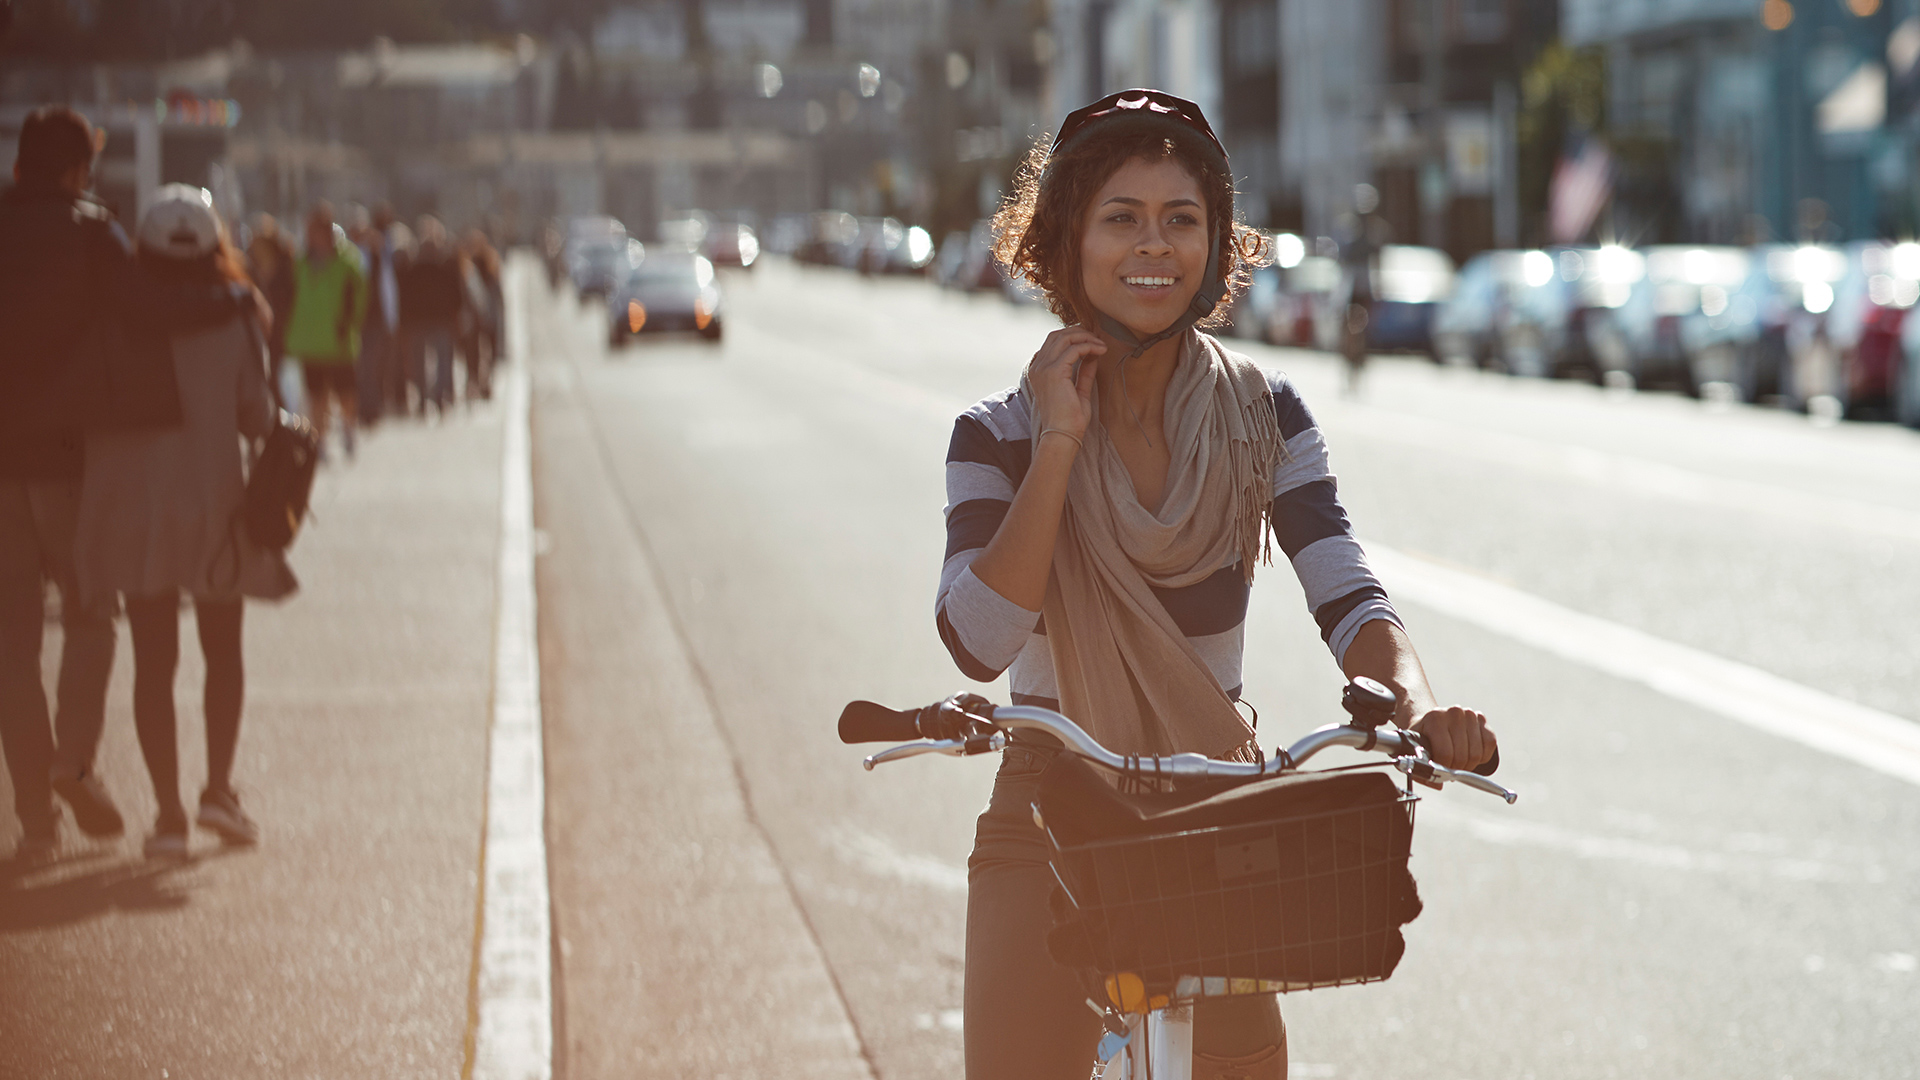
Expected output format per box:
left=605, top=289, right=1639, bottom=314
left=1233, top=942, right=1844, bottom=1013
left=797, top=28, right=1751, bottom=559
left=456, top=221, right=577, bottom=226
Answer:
left=1266, top=374, right=1402, bottom=665
left=935, top=393, right=1042, bottom=682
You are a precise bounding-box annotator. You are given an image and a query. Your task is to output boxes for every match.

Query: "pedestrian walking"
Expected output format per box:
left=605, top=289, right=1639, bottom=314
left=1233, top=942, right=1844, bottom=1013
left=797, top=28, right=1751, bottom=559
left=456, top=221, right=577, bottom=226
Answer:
left=355, top=203, right=404, bottom=424
left=399, top=216, right=466, bottom=413
left=285, top=202, right=368, bottom=460
left=459, top=227, right=503, bottom=401
left=75, top=184, right=296, bottom=859
left=0, top=107, right=132, bottom=858
left=245, top=213, right=296, bottom=408
left=1336, top=184, right=1390, bottom=397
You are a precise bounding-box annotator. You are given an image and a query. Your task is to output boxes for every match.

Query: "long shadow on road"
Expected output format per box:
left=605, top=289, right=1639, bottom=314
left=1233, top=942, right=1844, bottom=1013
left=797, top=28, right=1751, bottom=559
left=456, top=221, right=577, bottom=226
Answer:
left=0, top=845, right=249, bottom=932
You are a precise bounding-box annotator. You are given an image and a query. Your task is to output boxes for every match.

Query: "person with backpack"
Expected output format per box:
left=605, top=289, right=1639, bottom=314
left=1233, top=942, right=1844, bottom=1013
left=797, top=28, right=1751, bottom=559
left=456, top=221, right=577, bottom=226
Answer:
left=0, top=107, right=133, bottom=858
left=285, top=202, right=368, bottom=460
left=74, top=184, right=296, bottom=858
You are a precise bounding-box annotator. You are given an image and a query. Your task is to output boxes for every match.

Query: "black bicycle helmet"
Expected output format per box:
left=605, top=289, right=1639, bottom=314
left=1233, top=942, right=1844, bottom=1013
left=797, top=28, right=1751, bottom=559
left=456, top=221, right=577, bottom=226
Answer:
left=1046, top=89, right=1234, bottom=360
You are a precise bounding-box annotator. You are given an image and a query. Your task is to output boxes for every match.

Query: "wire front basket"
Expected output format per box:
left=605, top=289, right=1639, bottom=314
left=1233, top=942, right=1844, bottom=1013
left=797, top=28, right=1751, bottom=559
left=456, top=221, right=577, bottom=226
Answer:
left=1045, top=789, right=1420, bottom=999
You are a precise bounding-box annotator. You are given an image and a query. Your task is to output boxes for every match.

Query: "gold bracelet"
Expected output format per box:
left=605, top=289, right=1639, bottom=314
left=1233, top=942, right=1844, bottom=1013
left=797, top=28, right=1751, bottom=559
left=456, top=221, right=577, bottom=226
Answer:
left=1039, top=427, right=1084, bottom=451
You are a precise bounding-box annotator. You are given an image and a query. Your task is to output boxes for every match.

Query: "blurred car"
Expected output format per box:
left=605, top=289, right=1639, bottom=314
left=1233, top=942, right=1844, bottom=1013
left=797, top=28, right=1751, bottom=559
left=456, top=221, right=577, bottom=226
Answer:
left=1610, top=245, right=1750, bottom=392
left=569, top=236, right=644, bottom=300
left=1223, top=263, right=1281, bottom=342
left=854, top=217, right=937, bottom=274
left=1681, top=244, right=1843, bottom=403
left=1432, top=249, right=1536, bottom=368
left=765, top=213, right=811, bottom=257
left=795, top=211, right=860, bottom=266
left=1349, top=244, right=1455, bottom=353
left=705, top=222, right=760, bottom=269
left=609, top=250, right=723, bottom=346
left=1798, top=240, right=1920, bottom=416
left=941, top=219, right=1007, bottom=292
left=1498, top=245, right=1644, bottom=379
left=1269, top=253, right=1341, bottom=348
left=1899, top=298, right=1920, bottom=427
left=934, top=229, right=972, bottom=287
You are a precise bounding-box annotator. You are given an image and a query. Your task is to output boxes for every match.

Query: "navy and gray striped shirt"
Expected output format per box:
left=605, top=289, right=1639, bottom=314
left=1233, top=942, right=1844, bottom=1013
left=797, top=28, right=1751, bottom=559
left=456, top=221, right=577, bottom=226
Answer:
left=936, top=364, right=1401, bottom=708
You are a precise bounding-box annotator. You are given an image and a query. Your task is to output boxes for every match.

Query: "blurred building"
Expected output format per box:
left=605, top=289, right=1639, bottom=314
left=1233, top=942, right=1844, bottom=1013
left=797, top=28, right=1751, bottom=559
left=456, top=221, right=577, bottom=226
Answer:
left=1566, top=0, right=1911, bottom=244
left=1041, top=0, right=1553, bottom=262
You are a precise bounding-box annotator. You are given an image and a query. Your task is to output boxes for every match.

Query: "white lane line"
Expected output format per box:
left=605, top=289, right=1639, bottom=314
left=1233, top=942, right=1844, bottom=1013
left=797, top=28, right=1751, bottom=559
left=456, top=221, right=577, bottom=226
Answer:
left=1366, top=542, right=1920, bottom=789
left=1319, top=399, right=1920, bottom=545
left=467, top=265, right=552, bottom=1080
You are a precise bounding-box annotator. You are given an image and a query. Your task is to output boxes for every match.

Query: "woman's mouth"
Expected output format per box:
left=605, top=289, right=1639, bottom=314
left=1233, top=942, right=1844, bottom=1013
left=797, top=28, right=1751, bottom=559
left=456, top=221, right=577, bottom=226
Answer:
left=1123, top=275, right=1178, bottom=290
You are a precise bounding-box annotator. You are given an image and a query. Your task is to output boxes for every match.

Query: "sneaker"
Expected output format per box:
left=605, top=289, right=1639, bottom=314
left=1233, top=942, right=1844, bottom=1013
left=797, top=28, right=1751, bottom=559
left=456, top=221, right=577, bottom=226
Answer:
left=143, top=822, right=189, bottom=860
left=50, top=769, right=125, bottom=838
left=196, top=788, right=259, bottom=846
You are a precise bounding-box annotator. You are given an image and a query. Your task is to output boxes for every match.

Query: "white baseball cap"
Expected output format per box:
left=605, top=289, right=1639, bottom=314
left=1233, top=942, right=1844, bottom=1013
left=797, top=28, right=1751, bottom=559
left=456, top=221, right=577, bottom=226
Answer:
left=137, top=183, right=221, bottom=258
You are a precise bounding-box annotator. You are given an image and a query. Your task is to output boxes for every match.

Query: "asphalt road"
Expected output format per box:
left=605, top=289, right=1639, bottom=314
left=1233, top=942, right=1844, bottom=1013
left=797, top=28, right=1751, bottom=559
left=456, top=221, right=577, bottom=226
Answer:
left=531, top=259, right=1920, bottom=1080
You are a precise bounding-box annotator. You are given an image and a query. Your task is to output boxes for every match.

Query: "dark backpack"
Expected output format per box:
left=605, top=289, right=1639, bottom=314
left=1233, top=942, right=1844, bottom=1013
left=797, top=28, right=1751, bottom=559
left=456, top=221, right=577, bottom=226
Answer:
left=242, top=411, right=319, bottom=550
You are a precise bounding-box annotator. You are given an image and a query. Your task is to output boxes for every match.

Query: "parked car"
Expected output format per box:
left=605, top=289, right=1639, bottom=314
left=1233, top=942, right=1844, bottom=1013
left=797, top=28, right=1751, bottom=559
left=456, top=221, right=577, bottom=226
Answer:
left=941, top=219, right=1007, bottom=293
left=1898, top=296, right=1920, bottom=426
left=852, top=217, right=936, bottom=274
left=1433, top=249, right=1536, bottom=368
left=1223, top=263, right=1281, bottom=342
left=795, top=210, right=860, bottom=266
left=1681, top=244, right=1843, bottom=403
left=1608, top=245, right=1750, bottom=392
left=1784, top=240, right=1920, bottom=415
left=609, top=250, right=723, bottom=345
left=1498, top=245, right=1644, bottom=379
left=705, top=222, right=761, bottom=269
left=1350, top=244, right=1455, bottom=353
left=1269, top=254, right=1341, bottom=348
left=569, top=236, right=644, bottom=300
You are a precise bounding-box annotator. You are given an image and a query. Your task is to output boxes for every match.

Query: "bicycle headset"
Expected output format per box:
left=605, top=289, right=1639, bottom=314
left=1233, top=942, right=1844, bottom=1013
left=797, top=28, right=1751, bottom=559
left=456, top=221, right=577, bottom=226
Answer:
left=1046, top=88, right=1235, bottom=364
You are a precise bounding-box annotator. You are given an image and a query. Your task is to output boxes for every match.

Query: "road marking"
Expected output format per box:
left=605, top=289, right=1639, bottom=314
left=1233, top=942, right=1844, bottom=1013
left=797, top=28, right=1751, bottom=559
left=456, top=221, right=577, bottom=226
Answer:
left=1330, top=406, right=1920, bottom=546
left=466, top=265, right=552, bottom=1080
left=1419, top=803, right=1871, bottom=882
left=1366, top=542, right=1920, bottom=789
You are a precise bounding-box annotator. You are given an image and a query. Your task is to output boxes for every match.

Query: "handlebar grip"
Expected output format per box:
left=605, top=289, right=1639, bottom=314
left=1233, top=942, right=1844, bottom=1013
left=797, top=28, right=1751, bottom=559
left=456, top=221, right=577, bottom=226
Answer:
left=838, top=700, right=923, bottom=744
left=1472, top=747, right=1500, bottom=777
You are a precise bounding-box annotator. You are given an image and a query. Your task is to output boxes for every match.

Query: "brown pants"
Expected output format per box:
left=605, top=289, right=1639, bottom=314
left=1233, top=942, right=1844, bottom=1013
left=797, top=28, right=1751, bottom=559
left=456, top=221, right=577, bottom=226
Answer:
left=964, top=744, right=1286, bottom=1079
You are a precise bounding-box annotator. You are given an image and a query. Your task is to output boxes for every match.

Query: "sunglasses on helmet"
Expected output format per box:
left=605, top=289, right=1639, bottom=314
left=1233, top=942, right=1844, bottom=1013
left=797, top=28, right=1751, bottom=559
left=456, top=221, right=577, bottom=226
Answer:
left=1050, top=88, right=1229, bottom=164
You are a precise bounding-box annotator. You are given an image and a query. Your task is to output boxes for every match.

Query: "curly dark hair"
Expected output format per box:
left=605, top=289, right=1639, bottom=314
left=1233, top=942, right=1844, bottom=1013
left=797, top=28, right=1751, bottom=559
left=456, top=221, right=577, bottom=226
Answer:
left=991, top=116, right=1270, bottom=331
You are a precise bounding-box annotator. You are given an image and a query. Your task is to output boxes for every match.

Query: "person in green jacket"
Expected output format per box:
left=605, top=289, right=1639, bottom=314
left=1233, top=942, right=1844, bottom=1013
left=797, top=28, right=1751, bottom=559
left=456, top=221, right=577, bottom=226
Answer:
left=284, top=202, right=369, bottom=459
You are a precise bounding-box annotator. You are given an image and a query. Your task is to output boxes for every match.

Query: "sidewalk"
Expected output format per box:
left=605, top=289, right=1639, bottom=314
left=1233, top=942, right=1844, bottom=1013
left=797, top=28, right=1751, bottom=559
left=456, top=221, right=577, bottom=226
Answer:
left=0, top=402, right=503, bottom=1077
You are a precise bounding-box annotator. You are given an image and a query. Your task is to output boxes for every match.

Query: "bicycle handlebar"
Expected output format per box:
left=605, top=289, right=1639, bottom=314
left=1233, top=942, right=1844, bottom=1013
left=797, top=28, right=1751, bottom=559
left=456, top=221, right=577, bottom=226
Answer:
left=838, top=700, right=923, bottom=744
left=841, top=696, right=1517, bottom=803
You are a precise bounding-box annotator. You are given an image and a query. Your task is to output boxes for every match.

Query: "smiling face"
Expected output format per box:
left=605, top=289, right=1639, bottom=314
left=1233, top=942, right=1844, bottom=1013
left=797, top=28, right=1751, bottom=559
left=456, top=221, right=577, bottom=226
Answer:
left=1078, top=156, right=1211, bottom=340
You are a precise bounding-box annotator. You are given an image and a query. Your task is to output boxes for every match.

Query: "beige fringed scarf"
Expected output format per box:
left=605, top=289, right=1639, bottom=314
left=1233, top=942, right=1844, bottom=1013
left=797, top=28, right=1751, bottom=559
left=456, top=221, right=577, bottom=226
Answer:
left=1036, top=331, right=1285, bottom=760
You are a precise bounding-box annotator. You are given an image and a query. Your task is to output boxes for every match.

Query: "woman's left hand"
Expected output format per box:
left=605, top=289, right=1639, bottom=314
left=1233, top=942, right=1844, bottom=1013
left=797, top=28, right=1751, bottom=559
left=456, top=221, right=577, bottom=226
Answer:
left=1409, top=706, right=1495, bottom=772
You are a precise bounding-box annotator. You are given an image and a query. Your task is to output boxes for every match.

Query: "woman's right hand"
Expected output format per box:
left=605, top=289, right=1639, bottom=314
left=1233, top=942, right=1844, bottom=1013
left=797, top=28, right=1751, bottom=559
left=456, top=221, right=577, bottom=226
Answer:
left=1027, top=327, right=1104, bottom=444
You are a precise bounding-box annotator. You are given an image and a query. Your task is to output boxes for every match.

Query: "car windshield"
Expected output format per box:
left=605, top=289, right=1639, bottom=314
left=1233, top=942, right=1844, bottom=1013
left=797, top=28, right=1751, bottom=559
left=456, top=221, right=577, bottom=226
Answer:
left=631, top=254, right=716, bottom=290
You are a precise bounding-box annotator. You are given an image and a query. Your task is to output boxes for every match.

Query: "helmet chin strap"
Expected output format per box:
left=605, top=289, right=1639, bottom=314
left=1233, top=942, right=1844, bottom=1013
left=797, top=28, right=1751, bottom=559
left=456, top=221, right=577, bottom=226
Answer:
left=1090, top=233, right=1229, bottom=449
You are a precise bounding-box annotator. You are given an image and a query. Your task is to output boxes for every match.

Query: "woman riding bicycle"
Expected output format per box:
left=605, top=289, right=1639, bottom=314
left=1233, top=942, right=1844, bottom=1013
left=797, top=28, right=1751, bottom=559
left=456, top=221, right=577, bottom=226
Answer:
left=934, top=90, right=1497, bottom=1079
